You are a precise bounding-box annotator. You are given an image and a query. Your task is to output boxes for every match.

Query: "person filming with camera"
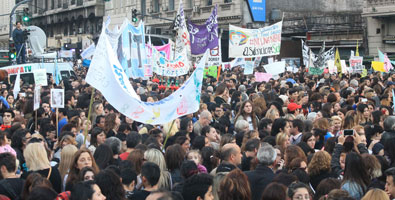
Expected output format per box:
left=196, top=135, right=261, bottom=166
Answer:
left=12, top=21, right=26, bottom=64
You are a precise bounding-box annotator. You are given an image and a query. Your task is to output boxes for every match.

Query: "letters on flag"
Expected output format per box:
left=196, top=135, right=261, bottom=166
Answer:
left=152, top=48, right=190, bottom=77
left=229, top=21, right=282, bottom=58
left=188, top=5, right=218, bottom=55
left=87, top=23, right=208, bottom=125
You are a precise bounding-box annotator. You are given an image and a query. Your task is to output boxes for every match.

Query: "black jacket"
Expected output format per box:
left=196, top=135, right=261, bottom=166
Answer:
left=245, top=164, right=275, bottom=200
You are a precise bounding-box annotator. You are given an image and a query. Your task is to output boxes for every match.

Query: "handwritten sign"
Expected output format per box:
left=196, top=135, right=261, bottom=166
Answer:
left=33, top=69, right=48, bottom=86
left=255, top=72, right=272, bottom=82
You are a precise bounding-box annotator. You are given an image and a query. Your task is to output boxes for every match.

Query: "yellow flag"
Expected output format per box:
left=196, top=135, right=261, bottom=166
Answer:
left=335, top=48, right=342, bottom=74
left=372, top=61, right=385, bottom=72
left=356, top=40, right=359, bottom=57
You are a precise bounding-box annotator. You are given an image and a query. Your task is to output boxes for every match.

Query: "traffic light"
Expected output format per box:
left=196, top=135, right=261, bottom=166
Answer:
left=22, top=8, right=30, bottom=22
left=132, top=9, right=138, bottom=22
left=9, top=40, right=16, bottom=61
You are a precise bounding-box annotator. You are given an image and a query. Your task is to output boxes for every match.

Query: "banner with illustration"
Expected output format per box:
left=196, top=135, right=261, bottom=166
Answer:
left=86, top=24, right=208, bottom=125
left=187, top=5, right=218, bottom=55
left=118, top=22, right=148, bottom=79
left=151, top=48, right=190, bottom=77
left=229, top=21, right=282, bottom=58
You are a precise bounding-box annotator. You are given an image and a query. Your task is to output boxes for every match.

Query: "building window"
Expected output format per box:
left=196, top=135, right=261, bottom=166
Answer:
left=207, top=0, right=212, bottom=6
left=51, top=0, right=55, bottom=9
left=169, top=0, right=174, bottom=10
left=153, top=0, right=160, bottom=12
left=58, top=0, right=62, bottom=8
left=224, top=0, right=232, bottom=3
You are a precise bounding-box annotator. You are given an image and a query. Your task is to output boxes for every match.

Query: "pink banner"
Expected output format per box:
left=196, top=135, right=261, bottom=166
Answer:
left=255, top=72, right=272, bottom=82
left=147, top=43, right=172, bottom=60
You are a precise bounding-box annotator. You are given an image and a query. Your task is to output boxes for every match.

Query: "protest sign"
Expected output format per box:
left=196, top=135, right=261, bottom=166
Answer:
left=349, top=56, right=363, bottom=74
left=255, top=72, right=272, bottom=82
left=59, top=50, right=73, bottom=58
left=341, top=60, right=348, bottom=73
left=188, top=6, right=218, bottom=55
left=229, top=21, right=282, bottom=58
left=361, top=69, right=368, bottom=78
left=254, top=57, right=262, bottom=68
left=144, top=64, right=153, bottom=77
left=152, top=48, right=190, bottom=77
left=207, top=40, right=221, bottom=66
left=309, top=67, right=324, bottom=75
left=263, top=61, right=285, bottom=75
left=231, top=57, right=246, bottom=68
left=34, top=86, right=40, bottom=111
left=282, top=58, right=300, bottom=69
left=244, top=61, right=254, bottom=75
left=33, top=69, right=48, bottom=86
left=86, top=24, right=209, bottom=125
left=51, top=89, right=64, bottom=108
left=222, top=62, right=231, bottom=71
left=327, top=60, right=337, bottom=74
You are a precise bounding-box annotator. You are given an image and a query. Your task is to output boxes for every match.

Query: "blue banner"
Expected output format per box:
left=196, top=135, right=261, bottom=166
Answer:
left=247, top=0, right=266, bottom=22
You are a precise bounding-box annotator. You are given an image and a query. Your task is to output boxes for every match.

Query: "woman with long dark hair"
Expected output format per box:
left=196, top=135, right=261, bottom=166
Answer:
left=235, top=100, right=259, bottom=131
left=341, top=152, right=370, bottom=200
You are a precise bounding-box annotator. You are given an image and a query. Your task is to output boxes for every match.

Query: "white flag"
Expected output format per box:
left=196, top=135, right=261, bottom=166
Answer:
left=81, top=43, right=96, bottom=59
left=13, top=68, right=20, bottom=99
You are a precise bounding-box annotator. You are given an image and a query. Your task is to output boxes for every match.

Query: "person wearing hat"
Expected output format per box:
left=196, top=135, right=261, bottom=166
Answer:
left=287, top=103, right=302, bottom=119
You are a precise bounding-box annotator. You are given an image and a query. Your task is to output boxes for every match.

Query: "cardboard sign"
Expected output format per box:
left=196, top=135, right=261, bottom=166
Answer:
left=33, top=69, right=48, bottom=86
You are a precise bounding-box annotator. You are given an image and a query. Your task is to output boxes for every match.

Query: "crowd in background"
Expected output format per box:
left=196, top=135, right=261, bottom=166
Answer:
left=0, top=62, right=395, bottom=200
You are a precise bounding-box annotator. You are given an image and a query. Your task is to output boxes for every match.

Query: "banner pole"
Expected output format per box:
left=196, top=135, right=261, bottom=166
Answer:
left=56, top=108, right=59, bottom=137
left=83, top=88, right=96, bottom=145
left=35, top=110, right=37, bottom=132
left=162, top=119, right=175, bottom=151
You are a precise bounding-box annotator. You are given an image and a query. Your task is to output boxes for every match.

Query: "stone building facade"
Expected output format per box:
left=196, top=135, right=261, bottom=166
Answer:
left=28, top=0, right=105, bottom=50
left=362, top=0, right=395, bottom=56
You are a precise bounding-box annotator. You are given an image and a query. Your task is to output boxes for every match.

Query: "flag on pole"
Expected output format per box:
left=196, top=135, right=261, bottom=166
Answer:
left=335, top=48, right=342, bottom=76
left=384, top=53, right=394, bottom=72
left=378, top=49, right=385, bottom=62
left=372, top=61, right=385, bottom=72
left=13, top=68, right=20, bottom=99
left=393, top=89, right=395, bottom=114
left=54, top=55, right=61, bottom=85
left=356, top=40, right=359, bottom=57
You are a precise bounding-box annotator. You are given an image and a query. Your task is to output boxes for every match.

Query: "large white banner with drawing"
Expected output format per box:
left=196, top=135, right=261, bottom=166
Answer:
left=86, top=24, right=207, bottom=125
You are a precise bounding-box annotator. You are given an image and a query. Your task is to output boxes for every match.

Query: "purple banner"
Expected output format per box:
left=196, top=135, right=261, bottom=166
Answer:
left=188, top=5, right=218, bottom=55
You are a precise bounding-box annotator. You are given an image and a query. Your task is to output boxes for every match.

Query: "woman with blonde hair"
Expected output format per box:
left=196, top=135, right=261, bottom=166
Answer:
left=144, top=148, right=172, bottom=190
left=308, top=151, right=337, bottom=190
left=58, top=144, right=78, bottom=191
left=265, top=108, right=280, bottom=122
left=276, top=132, right=290, bottom=153
left=22, top=142, right=62, bottom=193
left=330, top=116, right=342, bottom=136
left=90, top=101, right=104, bottom=125
left=361, top=188, right=389, bottom=200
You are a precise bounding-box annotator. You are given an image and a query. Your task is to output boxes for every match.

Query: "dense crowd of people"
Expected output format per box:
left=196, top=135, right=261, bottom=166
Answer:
left=0, top=61, right=395, bottom=200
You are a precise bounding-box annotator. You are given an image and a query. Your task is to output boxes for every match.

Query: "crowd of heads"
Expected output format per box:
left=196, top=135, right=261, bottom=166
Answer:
left=0, top=62, right=394, bottom=200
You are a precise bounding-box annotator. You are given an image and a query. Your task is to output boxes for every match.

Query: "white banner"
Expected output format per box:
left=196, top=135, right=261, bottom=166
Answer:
left=33, top=69, right=48, bottom=86
left=81, top=44, right=96, bottom=59
left=152, top=48, right=190, bottom=77
left=229, top=21, right=282, bottom=58
left=207, top=40, right=222, bottom=67
left=86, top=24, right=208, bottom=125
left=264, top=61, right=285, bottom=75
left=34, top=86, right=41, bottom=111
